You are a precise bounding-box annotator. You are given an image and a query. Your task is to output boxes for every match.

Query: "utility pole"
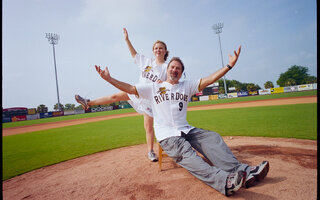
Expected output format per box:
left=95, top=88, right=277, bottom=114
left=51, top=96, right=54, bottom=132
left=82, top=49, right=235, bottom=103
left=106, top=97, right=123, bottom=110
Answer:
left=45, top=33, right=61, bottom=111
left=212, top=23, right=228, bottom=96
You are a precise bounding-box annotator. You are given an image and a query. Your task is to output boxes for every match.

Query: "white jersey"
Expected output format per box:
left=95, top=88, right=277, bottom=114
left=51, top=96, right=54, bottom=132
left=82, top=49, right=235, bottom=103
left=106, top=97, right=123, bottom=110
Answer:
left=136, top=79, right=201, bottom=141
left=135, top=53, right=167, bottom=83
left=127, top=53, right=167, bottom=117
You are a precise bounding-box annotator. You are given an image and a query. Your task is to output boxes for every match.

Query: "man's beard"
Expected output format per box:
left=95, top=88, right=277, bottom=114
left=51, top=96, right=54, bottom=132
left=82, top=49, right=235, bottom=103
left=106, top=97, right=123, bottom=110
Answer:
left=169, top=73, right=179, bottom=82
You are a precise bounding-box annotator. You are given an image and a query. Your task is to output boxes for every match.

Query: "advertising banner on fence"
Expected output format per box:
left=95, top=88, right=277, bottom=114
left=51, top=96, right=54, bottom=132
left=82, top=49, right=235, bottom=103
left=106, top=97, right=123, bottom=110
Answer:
left=237, top=91, right=248, bottom=97
left=27, top=114, right=40, bottom=120
left=64, top=110, right=75, bottom=116
left=196, top=92, right=203, bottom=96
left=199, top=96, right=209, bottom=101
left=284, top=86, right=299, bottom=93
left=2, top=117, right=11, bottom=123
left=209, top=95, right=219, bottom=100
left=11, top=115, right=27, bottom=122
left=259, top=89, right=271, bottom=95
left=298, top=84, right=313, bottom=91
left=52, top=111, right=64, bottom=117
left=191, top=96, right=199, bottom=101
left=40, top=112, right=53, bottom=118
left=249, top=91, right=259, bottom=96
left=75, top=110, right=85, bottom=114
left=218, top=94, right=228, bottom=99
left=271, top=87, right=284, bottom=94
left=227, top=92, right=238, bottom=98
left=91, top=106, right=113, bottom=112
left=28, top=108, right=37, bottom=115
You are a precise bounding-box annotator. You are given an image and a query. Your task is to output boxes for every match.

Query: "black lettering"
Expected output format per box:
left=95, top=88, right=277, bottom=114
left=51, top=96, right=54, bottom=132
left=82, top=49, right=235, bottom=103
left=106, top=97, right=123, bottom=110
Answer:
left=146, top=72, right=150, bottom=79
left=149, top=74, right=154, bottom=81
left=171, top=93, right=174, bottom=100
left=154, top=96, right=160, bottom=104
left=160, top=94, right=165, bottom=102
left=176, top=92, right=180, bottom=100
left=152, top=75, right=158, bottom=82
left=180, top=94, right=183, bottom=100
left=165, top=94, right=169, bottom=100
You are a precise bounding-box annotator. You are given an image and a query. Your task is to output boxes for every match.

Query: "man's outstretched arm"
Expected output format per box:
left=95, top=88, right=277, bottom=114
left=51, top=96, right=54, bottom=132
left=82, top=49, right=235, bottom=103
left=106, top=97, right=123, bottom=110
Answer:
left=199, top=46, right=241, bottom=91
left=95, top=65, right=139, bottom=96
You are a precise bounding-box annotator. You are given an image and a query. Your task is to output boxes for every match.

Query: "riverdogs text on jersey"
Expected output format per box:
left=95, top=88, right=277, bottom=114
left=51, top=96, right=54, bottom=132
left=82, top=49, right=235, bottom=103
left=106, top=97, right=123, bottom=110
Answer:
left=154, top=87, right=188, bottom=104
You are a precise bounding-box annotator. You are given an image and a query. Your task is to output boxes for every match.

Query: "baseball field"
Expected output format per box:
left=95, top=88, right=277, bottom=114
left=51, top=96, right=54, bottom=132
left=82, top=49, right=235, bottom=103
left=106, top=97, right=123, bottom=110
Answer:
left=2, top=90, right=317, bottom=199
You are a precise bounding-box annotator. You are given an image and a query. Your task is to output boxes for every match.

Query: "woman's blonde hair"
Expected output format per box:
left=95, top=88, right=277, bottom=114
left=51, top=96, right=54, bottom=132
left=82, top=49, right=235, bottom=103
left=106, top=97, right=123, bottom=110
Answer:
left=152, top=40, right=169, bottom=61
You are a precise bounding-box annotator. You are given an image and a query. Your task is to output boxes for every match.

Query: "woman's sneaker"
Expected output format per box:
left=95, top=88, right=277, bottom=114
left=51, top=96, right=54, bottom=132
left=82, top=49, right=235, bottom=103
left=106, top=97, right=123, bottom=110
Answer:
left=75, top=95, right=90, bottom=110
left=225, top=171, right=246, bottom=196
left=148, top=150, right=158, bottom=162
left=245, top=161, right=269, bottom=188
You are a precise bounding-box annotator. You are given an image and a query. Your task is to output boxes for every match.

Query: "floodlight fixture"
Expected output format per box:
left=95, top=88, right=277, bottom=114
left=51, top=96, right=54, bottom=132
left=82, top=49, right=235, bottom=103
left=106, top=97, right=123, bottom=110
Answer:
left=212, top=23, right=228, bottom=96
left=45, top=33, right=61, bottom=111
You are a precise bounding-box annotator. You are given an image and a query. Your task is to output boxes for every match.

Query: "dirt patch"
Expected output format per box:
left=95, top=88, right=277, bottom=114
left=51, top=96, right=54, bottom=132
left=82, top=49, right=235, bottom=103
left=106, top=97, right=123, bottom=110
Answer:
left=3, top=137, right=317, bottom=200
left=2, top=95, right=317, bottom=199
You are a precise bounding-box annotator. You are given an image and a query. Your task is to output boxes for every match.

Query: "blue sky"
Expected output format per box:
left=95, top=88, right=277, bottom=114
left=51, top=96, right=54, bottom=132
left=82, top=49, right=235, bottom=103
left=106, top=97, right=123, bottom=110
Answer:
left=2, top=0, right=317, bottom=110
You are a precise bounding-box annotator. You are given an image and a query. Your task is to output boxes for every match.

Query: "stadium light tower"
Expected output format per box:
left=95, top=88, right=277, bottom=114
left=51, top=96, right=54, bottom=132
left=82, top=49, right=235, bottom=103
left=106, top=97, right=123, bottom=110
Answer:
left=45, top=33, right=61, bottom=111
left=212, top=23, right=228, bottom=96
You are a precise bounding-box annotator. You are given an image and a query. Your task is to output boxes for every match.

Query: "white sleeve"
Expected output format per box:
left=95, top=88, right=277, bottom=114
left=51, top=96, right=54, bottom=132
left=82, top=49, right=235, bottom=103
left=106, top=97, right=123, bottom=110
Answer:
left=134, top=53, right=147, bottom=69
left=187, top=79, right=201, bottom=96
left=135, top=83, right=153, bottom=100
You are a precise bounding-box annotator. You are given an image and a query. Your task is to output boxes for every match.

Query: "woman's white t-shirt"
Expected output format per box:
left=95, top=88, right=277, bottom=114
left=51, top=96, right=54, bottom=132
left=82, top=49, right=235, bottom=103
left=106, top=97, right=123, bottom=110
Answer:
left=127, top=53, right=167, bottom=117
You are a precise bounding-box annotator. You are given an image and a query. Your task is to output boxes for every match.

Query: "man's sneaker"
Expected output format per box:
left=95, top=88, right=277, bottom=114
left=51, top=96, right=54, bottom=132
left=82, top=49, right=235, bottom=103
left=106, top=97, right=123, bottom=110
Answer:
left=148, top=151, right=158, bottom=162
left=225, top=171, right=246, bottom=196
left=75, top=95, right=90, bottom=110
left=245, top=161, right=269, bottom=188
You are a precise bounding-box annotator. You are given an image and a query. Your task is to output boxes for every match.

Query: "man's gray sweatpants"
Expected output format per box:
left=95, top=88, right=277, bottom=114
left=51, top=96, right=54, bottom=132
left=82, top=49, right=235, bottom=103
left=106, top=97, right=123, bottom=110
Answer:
left=159, top=128, right=250, bottom=195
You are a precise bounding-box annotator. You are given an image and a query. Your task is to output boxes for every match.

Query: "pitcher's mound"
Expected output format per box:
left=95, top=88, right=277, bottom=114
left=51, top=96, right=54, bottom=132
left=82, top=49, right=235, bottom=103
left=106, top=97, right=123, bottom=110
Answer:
left=3, top=136, right=316, bottom=200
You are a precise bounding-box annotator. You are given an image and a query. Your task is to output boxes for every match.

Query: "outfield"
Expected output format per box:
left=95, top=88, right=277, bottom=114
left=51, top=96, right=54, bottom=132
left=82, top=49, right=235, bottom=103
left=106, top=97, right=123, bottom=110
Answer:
left=2, top=90, right=316, bottom=129
left=2, top=91, right=317, bottom=181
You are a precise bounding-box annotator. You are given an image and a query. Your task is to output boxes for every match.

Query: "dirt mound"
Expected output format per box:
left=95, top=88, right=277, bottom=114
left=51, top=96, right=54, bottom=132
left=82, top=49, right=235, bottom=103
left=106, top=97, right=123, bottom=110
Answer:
left=3, top=137, right=317, bottom=200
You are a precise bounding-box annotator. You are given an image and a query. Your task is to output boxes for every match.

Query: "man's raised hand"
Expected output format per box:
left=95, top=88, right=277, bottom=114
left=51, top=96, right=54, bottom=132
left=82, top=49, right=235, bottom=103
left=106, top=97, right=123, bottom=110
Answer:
left=228, top=45, right=241, bottom=67
left=95, top=65, right=111, bottom=81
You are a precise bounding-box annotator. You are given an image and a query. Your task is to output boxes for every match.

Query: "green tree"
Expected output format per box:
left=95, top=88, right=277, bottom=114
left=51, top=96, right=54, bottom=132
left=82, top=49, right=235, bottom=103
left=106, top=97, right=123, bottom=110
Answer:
left=230, top=80, right=244, bottom=92
left=264, top=81, right=274, bottom=89
left=218, top=87, right=225, bottom=94
left=64, top=103, right=75, bottom=111
left=75, top=105, right=84, bottom=110
left=37, top=104, right=48, bottom=113
left=277, top=65, right=315, bottom=87
left=284, top=78, right=296, bottom=86
left=246, top=83, right=261, bottom=92
left=54, top=103, right=64, bottom=111
left=303, top=76, right=317, bottom=84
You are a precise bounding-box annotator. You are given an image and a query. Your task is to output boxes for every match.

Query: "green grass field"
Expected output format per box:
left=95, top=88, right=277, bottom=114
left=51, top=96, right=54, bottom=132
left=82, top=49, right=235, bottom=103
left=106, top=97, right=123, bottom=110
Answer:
left=2, top=90, right=317, bottom=181
left=2, top=90, right=317, bottom=129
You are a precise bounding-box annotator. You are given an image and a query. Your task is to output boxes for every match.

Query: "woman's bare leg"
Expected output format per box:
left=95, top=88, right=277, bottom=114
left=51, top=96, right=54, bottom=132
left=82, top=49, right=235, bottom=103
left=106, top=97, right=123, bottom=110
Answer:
left=144, top=113, right=157, bottom=161
left=88, top=91, right=129, bottom=106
